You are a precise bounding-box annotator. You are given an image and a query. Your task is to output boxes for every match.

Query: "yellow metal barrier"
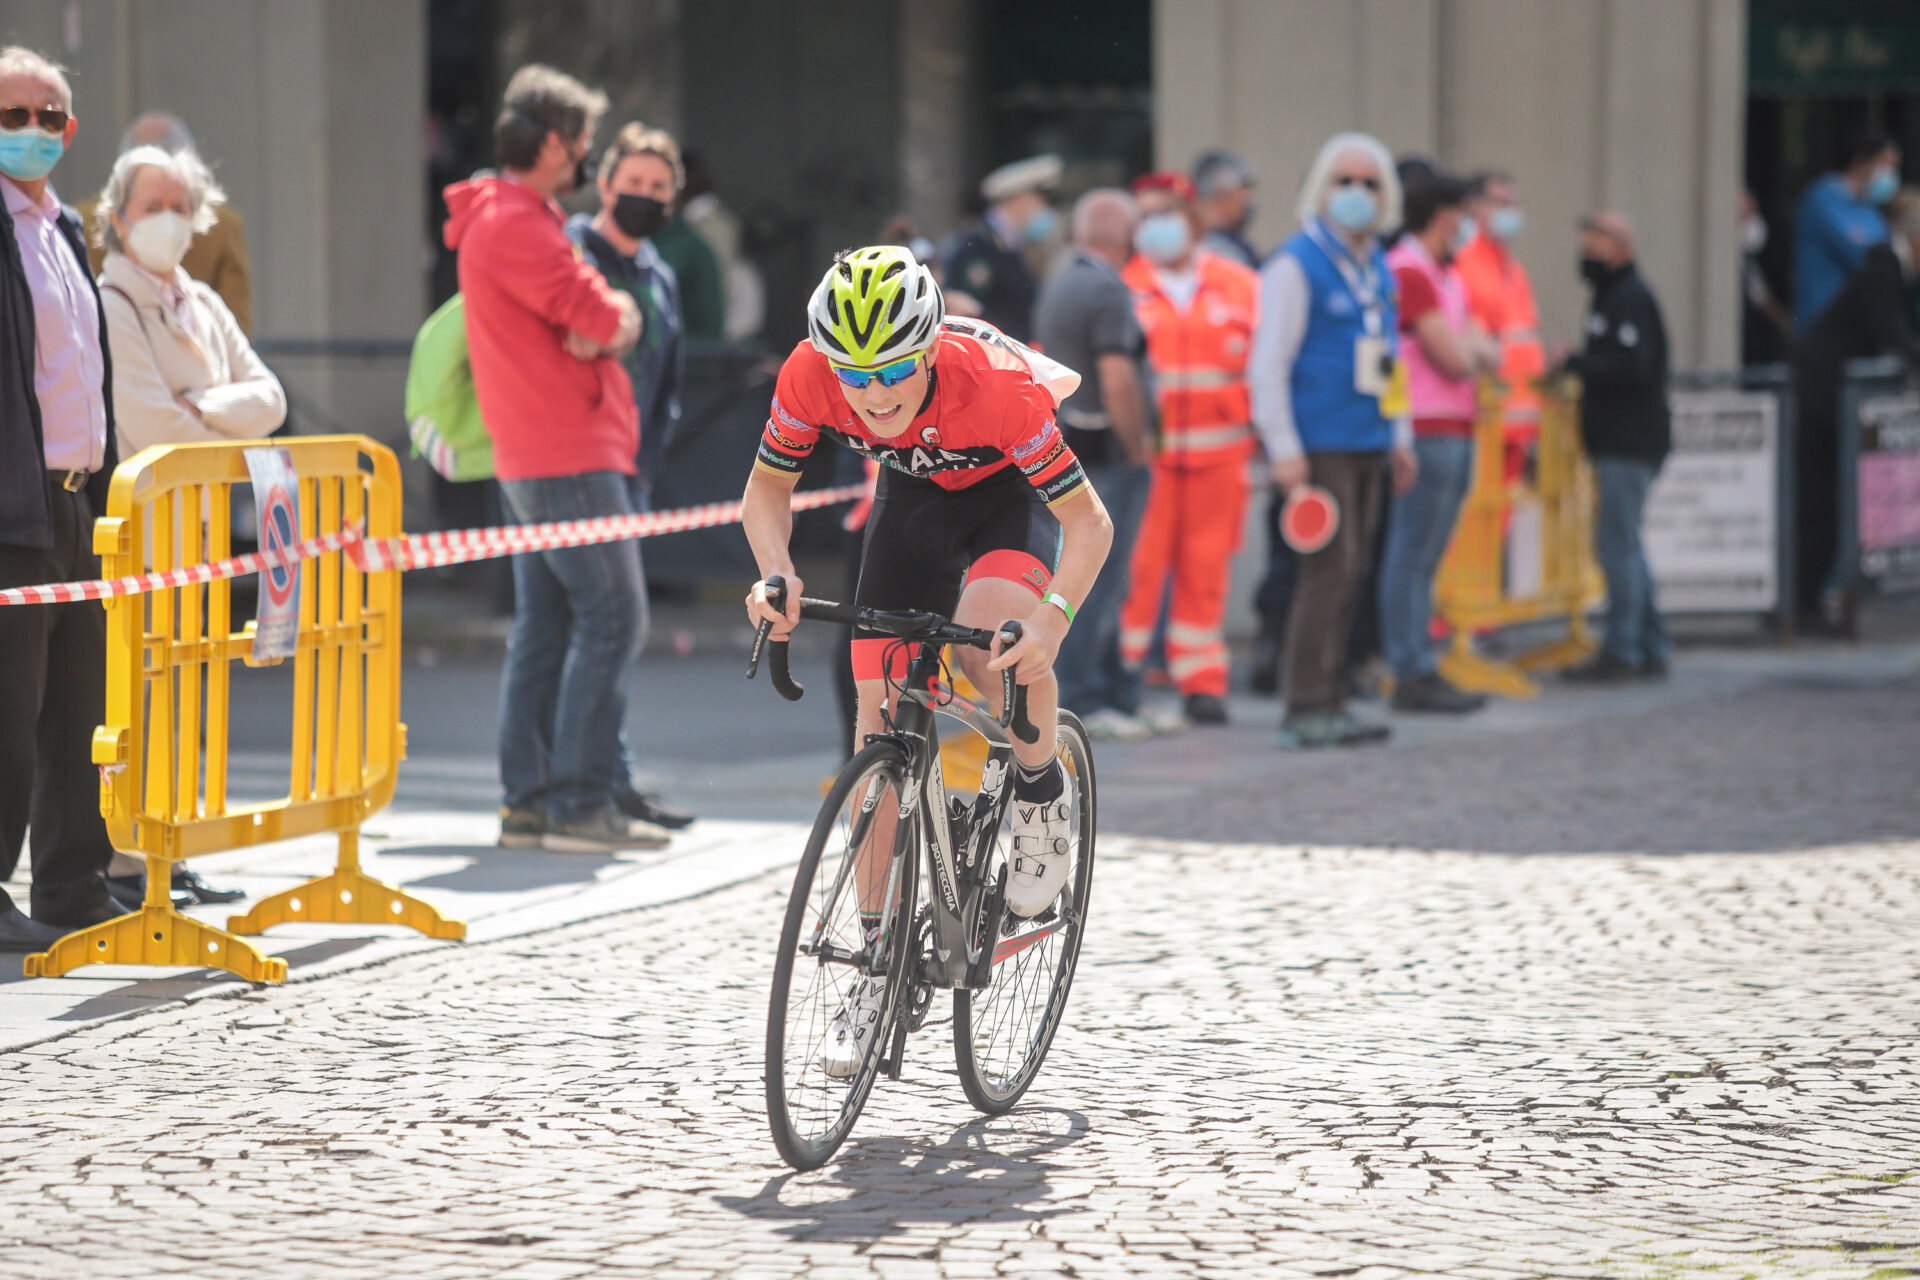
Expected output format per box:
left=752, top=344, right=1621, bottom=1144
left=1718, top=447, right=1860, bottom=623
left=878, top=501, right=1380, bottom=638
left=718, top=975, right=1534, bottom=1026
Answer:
left=1433, top=377, right=1604, bottom=699
left=25, top=436, right=461, bottom=983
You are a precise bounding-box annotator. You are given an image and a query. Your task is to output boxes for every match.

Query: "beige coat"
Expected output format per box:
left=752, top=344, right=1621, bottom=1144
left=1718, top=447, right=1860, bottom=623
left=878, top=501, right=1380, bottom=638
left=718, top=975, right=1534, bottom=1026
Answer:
left=99, top=251, right=285, bottom=458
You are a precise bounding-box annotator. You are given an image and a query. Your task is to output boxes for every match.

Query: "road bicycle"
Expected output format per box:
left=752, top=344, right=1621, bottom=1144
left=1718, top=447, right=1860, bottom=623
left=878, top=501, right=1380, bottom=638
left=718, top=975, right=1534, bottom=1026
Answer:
left=748, top=576, right=1096, bottom=1170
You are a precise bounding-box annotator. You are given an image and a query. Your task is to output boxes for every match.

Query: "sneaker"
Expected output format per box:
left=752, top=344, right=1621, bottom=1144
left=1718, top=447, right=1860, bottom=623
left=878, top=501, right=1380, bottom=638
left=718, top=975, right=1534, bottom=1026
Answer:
left=1081, top=707, right=1152, bottom=742
left=1183, top=692, right=1229, bottom=726
left=1563, top=653, right=1639, bottom=684
left=1136, top=702, right=1190, bottom=735
left=542, top=807, right=671, bottom=853
left=1278, top=712, right=1391, bottom=750
left=616, top=787, right=696, bottom=830
left=1390, top=672, right=1488, bottom=714
left=820, top=976, right=889, bottom=1080
left=1006, top=790, right=1074, bottom=918
left=498, top=805, right=545, bottom=849
left=1326, top=711, right=1391, bottom=745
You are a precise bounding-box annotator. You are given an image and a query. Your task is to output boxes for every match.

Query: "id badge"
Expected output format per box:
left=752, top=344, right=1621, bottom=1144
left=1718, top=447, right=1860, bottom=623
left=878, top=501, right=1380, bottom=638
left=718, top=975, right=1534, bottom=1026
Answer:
left=1379, top=358, right=1411, bottom=418
left=1353, top=335, right=1389, bottom=396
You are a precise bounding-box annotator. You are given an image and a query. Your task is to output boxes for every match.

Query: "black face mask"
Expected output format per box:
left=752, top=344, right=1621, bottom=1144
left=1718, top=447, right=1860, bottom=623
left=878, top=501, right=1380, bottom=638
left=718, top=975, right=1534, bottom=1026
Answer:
left=613, top=193, right=669, bottom=240
left=1579, top=255, right=1612, bottom=286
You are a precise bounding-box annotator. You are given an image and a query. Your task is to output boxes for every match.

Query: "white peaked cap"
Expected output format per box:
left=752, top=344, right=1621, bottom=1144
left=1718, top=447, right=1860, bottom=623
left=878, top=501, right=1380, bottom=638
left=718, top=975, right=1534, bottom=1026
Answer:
left=981, top=154, right=1064, bottom=203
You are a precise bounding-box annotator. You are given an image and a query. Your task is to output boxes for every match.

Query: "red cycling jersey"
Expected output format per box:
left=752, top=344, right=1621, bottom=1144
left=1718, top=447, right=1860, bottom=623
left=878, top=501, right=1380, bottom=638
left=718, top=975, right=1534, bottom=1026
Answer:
left=757, top=319, right=1089, bottom=506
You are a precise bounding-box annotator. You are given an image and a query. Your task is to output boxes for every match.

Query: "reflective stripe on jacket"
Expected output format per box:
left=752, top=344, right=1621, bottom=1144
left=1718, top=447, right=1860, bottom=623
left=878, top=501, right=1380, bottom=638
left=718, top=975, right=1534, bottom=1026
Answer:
left=1455, top=233, right=1545, bottom=431
left=1123, top=251, right=1259, bottom=468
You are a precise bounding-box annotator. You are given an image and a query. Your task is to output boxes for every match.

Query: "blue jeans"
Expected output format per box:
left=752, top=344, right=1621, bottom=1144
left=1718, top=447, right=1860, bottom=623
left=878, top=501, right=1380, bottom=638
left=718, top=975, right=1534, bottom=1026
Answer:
left=1056, top=462, right=1149, bottom=717
left=497, top=472, right=650, bottom=823
left=1593, top=457, right=1669, bottom=667
left=1377, top=435, right=1473, bottom=680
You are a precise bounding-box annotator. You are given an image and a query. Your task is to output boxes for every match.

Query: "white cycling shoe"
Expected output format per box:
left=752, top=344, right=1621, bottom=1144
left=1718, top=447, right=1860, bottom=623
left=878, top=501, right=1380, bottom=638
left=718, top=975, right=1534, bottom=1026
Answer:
left=1005, top=791, right=1074, bottom=918
left=820, top=976, right=887, bottom=1080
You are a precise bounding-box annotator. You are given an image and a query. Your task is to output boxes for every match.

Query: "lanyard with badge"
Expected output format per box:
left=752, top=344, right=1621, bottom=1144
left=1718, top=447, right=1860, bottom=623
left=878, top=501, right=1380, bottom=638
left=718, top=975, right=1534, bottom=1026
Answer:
left=1308, top=221, right=1409, bottom=418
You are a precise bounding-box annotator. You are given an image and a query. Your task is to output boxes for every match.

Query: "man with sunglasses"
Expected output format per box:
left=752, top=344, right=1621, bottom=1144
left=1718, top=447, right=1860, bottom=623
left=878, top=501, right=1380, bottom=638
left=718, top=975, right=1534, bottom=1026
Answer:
left=0, top=47, right=127, bottom=944
left=744, top=245, right=1114, bottom=1074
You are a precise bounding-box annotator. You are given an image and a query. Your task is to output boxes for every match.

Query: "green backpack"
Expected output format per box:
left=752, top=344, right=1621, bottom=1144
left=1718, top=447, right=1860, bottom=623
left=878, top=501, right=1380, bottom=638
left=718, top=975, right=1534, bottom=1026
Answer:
left=405, top=293, right=493, bottom=482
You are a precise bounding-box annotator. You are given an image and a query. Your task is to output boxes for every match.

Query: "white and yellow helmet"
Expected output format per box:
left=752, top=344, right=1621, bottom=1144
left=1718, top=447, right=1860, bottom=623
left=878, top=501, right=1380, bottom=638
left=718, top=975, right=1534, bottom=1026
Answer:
left=806, top=245, right=945, bottom=368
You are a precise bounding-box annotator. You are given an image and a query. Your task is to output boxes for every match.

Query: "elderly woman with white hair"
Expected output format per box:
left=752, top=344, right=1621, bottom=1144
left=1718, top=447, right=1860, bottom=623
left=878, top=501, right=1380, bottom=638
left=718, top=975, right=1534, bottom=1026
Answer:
left=92, top=143, right=282, bottom=911
left=1248, top=131, right=1414, bottom=750
left=94, top=144, right=284, bottom=457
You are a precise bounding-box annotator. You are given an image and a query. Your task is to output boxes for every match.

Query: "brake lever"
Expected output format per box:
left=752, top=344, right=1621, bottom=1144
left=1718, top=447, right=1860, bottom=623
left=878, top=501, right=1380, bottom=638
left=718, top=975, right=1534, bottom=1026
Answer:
left=747, top=574, right=786, bottom=680
left=997, top=620, right=1041, bottom=745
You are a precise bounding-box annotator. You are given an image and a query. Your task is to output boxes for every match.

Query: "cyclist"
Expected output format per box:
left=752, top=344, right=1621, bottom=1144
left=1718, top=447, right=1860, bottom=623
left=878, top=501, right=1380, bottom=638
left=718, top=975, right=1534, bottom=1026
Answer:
left=744, top=246, right=1113, bottom=1075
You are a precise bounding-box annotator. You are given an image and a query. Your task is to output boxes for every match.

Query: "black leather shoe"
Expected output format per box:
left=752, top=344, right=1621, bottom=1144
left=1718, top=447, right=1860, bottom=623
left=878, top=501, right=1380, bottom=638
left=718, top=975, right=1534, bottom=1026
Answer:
left=106, top=873, right=195, bottom=911
left=616, top=788, right=695, bottom=830
left=1184, top=692, right=1229, bottom=725
left=1563, top=653, right=1640, bottom=684
left=33, top=898, right=126, bottom=930
left=0, top=904, right=70, bottom=951
left=173, top=865, right=247, bottom=904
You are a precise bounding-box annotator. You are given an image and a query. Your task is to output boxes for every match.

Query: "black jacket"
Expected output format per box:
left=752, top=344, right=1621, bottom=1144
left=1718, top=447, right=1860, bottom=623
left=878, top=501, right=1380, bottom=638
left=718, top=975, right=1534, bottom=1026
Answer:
left=942, top=221, right=1038, bottom=343
left=1792, top=242, right=1920, bottom=401
left=1568, top=261, right=1670, bottom=466
left=0, top=193, right=118, bottom=549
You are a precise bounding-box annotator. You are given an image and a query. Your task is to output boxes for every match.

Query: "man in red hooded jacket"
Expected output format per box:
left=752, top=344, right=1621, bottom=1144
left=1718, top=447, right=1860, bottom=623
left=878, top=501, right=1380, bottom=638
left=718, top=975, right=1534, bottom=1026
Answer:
left=443, top=64, right=661, bottom=855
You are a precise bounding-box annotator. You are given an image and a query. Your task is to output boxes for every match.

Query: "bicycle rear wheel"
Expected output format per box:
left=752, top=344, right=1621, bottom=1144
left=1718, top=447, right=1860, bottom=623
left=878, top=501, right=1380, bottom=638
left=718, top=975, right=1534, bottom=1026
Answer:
left=765, top=740, right=916, bottom=1170
left=953, top=710, right=1096, bottom=1114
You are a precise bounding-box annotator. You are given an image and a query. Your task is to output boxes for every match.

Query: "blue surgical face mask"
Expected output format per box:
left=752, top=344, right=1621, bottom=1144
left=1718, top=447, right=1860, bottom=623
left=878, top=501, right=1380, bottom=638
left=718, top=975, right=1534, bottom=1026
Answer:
left=1023, top=205, right=1058, bottom=243
left=1489, top=207, right=1525, bottom=242
left=1453, top=215, right=1478, bottom=250
left=1134, top=212, right=1192, bottom=264
left=1866, top=166, right=1900, bottom=205
left=0, top=127, right=64, bottom=181
left=1326, top=185, right=1379, bottom=233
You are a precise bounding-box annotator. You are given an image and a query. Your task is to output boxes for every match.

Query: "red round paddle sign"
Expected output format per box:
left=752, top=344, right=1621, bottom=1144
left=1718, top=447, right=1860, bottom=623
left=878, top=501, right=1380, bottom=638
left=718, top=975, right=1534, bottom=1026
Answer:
left=1281, top=484, right=1340, bottom=554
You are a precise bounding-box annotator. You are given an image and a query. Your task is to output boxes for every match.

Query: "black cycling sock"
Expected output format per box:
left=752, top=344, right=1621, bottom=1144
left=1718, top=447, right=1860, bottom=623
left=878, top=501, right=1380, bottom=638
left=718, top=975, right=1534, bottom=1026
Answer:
left=860, top=913, right=882, bottom=951
left=1012, top=759, right=1063, bottom=804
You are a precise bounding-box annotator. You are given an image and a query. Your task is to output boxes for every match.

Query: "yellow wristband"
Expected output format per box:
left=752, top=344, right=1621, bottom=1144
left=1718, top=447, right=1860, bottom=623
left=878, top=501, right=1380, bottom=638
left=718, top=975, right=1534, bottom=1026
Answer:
left=1042, top=591, right=1075, bottom=624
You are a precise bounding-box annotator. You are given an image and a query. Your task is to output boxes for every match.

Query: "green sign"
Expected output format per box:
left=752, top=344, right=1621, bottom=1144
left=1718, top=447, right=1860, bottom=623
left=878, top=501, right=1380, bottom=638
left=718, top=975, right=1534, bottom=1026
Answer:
left=1750, top=0, right=1920, bottom=97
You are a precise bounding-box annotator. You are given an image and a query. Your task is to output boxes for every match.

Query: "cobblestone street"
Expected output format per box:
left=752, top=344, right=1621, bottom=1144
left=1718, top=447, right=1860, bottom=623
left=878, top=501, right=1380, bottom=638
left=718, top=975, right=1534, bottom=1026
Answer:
left=4, top=670, right=1920, bottom=1278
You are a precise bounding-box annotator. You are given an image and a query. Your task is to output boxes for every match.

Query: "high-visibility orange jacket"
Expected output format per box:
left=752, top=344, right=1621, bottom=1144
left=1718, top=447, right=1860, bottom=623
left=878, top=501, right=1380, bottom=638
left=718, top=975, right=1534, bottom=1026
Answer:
left=1455, top=233, right=1546, bottom=435
left=1123, top=251, right=1259, bottom=467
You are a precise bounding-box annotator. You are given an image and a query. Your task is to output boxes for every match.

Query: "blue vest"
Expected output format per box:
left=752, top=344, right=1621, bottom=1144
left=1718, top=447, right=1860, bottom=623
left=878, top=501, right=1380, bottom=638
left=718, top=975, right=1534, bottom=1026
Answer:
left=1280, top=221, right=1397, bottom=454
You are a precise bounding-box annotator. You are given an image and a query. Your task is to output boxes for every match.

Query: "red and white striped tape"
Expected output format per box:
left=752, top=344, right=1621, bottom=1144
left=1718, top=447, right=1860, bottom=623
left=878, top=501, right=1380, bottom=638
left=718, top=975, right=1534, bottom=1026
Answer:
left=0, top=484, right=863, bottom=606
left=0, top=526, right=364, bottom=607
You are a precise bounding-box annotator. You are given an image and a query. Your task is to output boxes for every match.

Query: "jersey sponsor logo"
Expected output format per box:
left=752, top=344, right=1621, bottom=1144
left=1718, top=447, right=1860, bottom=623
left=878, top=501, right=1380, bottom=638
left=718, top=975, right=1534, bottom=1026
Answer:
left=835, top=429, right=997, bottom=479
left=765, top=419, right=810, bottom=453
left=1016, top=438, right=1067, bottom=478
left=770, top=396, right=813, bottom=434
left=1036, top=461, right=1089, bottom=505
left=1022, top=565, right=1049, bottom=592
left=1008, top=422, right=1059, bottom=465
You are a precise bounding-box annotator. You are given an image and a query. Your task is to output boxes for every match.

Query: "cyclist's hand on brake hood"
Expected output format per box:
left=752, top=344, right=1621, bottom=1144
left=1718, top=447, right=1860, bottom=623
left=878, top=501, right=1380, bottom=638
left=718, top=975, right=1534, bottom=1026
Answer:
left=747, top=575, right=804, bottom=639
left=988, top=603, right=1068, bottom=685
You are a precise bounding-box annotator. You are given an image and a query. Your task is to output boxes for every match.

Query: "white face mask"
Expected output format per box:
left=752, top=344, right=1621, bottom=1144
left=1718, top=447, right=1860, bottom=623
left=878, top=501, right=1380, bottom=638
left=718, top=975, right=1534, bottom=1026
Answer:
left=126, top=210, right=194, bottom=275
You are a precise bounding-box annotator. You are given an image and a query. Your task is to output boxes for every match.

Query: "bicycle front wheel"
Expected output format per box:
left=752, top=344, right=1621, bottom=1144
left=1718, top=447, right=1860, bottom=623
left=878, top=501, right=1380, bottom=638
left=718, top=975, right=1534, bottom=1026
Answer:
left=953, top=709, right=1096, bottom=1114
left=765, top=740, right=916, bottom=1170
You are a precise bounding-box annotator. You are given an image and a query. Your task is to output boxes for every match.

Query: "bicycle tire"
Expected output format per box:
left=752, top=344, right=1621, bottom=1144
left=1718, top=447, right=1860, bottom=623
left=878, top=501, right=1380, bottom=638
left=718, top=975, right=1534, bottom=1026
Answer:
left=953, top=709, right=1096, bottom=1114
left=765, top=740, right=916, bottom=1169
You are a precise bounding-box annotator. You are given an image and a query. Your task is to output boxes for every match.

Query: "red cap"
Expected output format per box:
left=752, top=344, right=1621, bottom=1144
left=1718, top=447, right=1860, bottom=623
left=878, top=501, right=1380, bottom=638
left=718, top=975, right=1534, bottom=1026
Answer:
left=1130, top=171, right=1197, bottom=204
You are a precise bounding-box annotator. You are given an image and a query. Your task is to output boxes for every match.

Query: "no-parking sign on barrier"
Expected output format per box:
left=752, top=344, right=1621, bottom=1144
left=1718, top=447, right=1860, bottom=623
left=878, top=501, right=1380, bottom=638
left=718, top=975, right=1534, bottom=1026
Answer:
left=243, top=447, right=302, bottom=661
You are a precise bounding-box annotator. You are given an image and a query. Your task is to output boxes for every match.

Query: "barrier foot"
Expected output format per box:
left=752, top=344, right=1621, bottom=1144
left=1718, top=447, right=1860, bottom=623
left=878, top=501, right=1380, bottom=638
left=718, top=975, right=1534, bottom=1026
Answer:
left=1513, top=631, right=1598, bottom=675
left=24, top=904, right=288, bottom=983
left=227, top=830, right=465, bottom=941
left=1437, top=647, right=1538, bottom=700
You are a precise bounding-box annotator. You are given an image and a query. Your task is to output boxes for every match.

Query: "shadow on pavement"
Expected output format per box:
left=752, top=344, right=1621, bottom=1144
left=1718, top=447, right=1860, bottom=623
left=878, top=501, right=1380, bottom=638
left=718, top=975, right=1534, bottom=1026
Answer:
left=38, top=935, right=390, bottom=1020
left=715, top=1106, right=1090, bottom=1241
left=388, top=845, right=621, bottom=892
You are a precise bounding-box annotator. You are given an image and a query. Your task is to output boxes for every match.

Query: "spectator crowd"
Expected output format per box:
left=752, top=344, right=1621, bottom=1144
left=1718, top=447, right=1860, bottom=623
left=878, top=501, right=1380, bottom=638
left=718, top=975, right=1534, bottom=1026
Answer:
left=0, top=42, right=1915, bottom=916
